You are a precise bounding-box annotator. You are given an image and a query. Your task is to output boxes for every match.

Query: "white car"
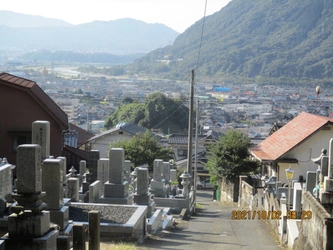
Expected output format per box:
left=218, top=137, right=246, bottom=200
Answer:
left=197, top=179, right=213, bottom=190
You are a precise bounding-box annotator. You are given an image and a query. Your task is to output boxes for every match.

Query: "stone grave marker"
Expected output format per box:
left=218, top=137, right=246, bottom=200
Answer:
left=42, top=158, right=70, bottom=231
left=0, top=159, right=12, bottom=215
left=89, top=150, right=100, bottom=182
left=306, top=171, right=316, bottom=193
left=79, top=160, right=86, bottom=186
left=320, top=138, right=333, bottom=207
left=124, top=160, right=131, bottom=183
left=100, top=148, right=133, bottom=204
left=68, top=178, right=80, bottom=202
left=134, top=167, right=155, bottom=217
left=32, top=121, right=50, bottom=160
left=150, top=159, right=166, bottom=197
left=0, top=144, right=59, bottom=249
left=163, top=162, right=171, bottom=184
left=97, top=158, right=109, bottom=190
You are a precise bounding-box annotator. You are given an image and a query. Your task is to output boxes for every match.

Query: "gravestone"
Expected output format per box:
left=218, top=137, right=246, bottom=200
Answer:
left=100, top=148, right=133, bottom=204
left=124, top=160, right=131, bottom=183
left=0, top=159, right=12, bottom=215
left=163, top=162, right=171, bottom=184
left=292, top=182, right=302, bottom=218
left=42, top=159, right=70, bottom=231
left=149, top=159, right=166, bottom=197
left=306, top=171, right=316, bottom=193
left=134, top=168, right=155, bottom=217
left=319, top=138, right=333, bottom=212
left=97, top=158, right=109, bottom=190
left=68, top=178, right=80, bottom=202
left=57, top=157, right=67, bottom=198
left=79, top=160, right=86, bottom=186
left=170, top=169, right=177, bottom=182
left=89, top=150, right=100, bottom=182
left=89, top=180, right=101, bottom=203
left=32, top=121, right=50, bottom=160
left=0, top=144, right=59, bottom=249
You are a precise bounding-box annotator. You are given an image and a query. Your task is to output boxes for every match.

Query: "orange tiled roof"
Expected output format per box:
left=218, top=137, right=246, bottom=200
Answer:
left=250, top=112, right=333, bottom=161
left=0, top=72, right=68, bottom=129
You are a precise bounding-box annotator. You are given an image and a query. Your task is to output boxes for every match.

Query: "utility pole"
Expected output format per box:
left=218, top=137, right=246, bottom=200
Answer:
left=187, top=70, right=194, bottom=182
left=194, top=99, right=199, bottom=210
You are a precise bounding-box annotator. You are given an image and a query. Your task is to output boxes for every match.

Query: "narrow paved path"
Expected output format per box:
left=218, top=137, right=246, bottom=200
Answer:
left=137, top=190, right=285, bottom=250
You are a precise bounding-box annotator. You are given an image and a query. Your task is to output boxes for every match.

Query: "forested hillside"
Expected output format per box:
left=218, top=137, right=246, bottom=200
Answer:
left=131, top=0, right=333, bottom=85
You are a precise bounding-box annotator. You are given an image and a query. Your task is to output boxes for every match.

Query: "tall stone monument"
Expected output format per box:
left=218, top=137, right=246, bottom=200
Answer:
left=32, top=121, right=50, bottom=160
left=134, top=167, right=155, bottom=217
left=0, top=145, right=59, bottom=249
left=100, top=148, right=133, bottom=204
left=89, top=150, right=100, bottom=183
left=320, top=139, right=333, bottom=214
left=97, top=158, right=109, bottom=190
left=42, top=159, right=71, bottom=233
left=149, top=159, right=166, bottom=197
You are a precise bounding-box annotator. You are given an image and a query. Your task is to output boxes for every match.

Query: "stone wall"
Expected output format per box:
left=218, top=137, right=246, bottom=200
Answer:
left=294, top=191, right=333, bottom=250
left=220, top=178, right=239, bottom=203
left=238, top=176, right=254, bottom=209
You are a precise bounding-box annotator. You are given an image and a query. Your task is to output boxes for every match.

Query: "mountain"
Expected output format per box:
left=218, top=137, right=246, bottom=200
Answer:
left=0, top=13, right=179, bottom=55
left=0, top=10, right=73, bottom=27
left=131, top=0, right=333, bottom=85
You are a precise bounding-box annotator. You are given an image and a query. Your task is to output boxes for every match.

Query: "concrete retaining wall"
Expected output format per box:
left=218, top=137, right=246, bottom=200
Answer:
left=294, top=191, right=333, bottom=250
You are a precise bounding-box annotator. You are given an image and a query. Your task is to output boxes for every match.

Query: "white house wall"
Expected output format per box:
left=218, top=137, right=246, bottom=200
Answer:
left=91, top=132, right=132, bottom=157
left=278, top=126, right=333, bottom=184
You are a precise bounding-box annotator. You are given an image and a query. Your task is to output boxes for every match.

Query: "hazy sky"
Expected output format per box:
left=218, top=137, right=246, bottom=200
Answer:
left=0, top=0, right=232, bottom=33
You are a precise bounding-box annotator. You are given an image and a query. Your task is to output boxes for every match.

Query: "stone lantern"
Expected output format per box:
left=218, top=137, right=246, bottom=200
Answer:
left=180, top=171, right=191, bottom=198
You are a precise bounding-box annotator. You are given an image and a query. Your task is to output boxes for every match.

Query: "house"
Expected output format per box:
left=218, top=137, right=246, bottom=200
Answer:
left=0, top=72, right=69, bottom=164
left=62, top=123, right=95, bottom=171
left=249, top=112, right=333, bottom=184
left=82, top=122, right=146, bottom=158
left=168, top=130, right=222, bottom=173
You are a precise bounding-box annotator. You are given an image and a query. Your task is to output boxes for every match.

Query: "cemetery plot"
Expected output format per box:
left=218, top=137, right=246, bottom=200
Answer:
left=69, top=204, right=136, bottom=224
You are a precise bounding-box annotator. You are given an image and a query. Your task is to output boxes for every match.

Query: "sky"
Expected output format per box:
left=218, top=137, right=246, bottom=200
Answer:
left=0, top=0, right=232, bottom=33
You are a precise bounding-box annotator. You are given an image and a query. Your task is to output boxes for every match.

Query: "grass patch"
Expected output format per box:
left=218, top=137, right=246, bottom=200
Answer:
left=196, top=203, right=204, bottom=209
left=88, top=242, right=137, bottom=250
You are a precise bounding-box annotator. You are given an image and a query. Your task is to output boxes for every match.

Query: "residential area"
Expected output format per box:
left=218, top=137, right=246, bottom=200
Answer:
left=1, top=69, right=333, bottom=249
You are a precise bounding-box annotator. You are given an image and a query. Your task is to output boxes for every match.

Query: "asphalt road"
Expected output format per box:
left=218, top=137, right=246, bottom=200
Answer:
left=137, top=190, right=286, bottom=250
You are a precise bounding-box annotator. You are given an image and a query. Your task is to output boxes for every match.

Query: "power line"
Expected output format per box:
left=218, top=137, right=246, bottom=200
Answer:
left=195, top=0, right=208, bottom=72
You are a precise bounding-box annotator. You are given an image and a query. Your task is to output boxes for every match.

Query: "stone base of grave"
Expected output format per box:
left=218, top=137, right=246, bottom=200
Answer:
left=323, top=177, right=333, bottom=192
left=1, top=228, right=59, bottom=250
left=150, top=181, right=166, bottom=197
left=134, top=194, right=155, bottom=217
left=150, top=188, right=166, bottom=198
left=104, top=181, right=129, bottom=198
left=320, top=190, right=333, bottom=204
left=49, top=206, right=69, bottom=230
left=99, top=194, right=133, bottom=205
left=8, top=211, right=51, bottom=238
left=134, top=194, right=151, bottom=204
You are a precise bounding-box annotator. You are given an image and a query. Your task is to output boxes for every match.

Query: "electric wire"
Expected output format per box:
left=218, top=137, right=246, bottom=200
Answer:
left=151, top=0, right=208, bottom=130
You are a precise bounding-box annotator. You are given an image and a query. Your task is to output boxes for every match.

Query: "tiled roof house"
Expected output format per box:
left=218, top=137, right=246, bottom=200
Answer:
left=249, top=112, right=333, bottom=184
left=0, top=72, right=69, bottom=164
left=82, top=122, right=147, bottom=158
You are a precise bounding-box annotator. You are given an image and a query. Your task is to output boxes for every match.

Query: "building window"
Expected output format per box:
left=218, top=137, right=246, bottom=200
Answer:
left=178, top=149, right=187, bottom=157
left=12, top=135, right=32, bottom=152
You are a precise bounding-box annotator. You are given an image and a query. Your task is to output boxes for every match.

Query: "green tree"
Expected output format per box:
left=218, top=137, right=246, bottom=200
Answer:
left=104, top=92, right=188, bottom=134
left=206, top=130, right=260, bottom=183
left=108, top=131, right=173, bottom=169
